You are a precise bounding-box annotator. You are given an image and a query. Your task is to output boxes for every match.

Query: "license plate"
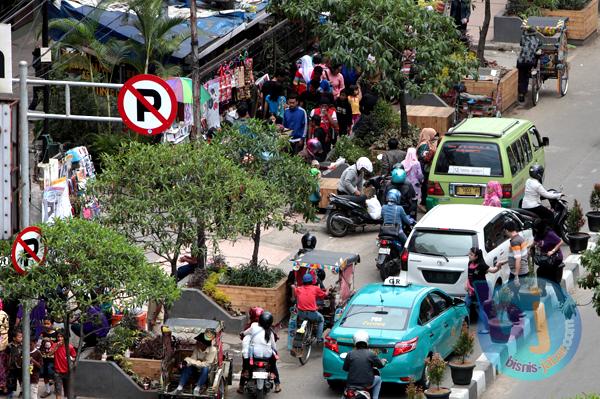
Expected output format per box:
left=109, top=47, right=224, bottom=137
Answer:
left=455, top=186, right=480, bottom=197
left=253, top=372, right=269, bottom=379
left=378, top=247, right=391, bottom=255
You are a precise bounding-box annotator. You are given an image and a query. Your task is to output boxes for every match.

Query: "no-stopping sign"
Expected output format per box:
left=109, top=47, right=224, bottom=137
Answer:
left=11, top=226, right=47, bottom=275
left=118, top=74, right=178, bottom=136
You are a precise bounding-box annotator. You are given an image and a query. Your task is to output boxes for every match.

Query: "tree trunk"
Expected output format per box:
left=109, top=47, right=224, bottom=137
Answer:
left=251, top=222, right=261, bottom=267
left=399, top=83, right=409, bottom=135
left=170, top=257, right=178, bottom=277
left=477, top=0, right=491, bottom=66
left=196, top=222, right=207, bottom=269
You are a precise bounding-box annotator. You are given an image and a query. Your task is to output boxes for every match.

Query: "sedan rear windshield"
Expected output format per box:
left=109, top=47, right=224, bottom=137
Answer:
left=341, top=305, right=410, bottom=330
left=408, top=230, right=477, bottom=257
left=435, top=141, right=503, bottom=177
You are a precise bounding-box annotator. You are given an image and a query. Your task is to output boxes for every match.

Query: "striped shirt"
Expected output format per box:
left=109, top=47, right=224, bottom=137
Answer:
left=509, top=234, right=529, bottom=276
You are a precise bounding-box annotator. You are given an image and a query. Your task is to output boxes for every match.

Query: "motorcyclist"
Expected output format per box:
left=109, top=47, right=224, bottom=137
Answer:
left=522, top=164, right=562, bottom=223
left=381, top=189, right=415, bottom=246
left=337, top=157, right=373, bottom=196
left=293, top=273, right=328, bottom=343
left=343, top=330, right=386, bottom=399
left=380, top=138, right=406, bottom=176
left=388, top=166, right=417, bottom=217
left=298, top=138, right=323, bottom=164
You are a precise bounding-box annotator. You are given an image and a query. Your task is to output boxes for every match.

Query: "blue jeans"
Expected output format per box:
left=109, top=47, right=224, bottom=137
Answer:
left=297, top=310, right=324, bottom=340
left=370, top=375, right=382, bottom=399
left=179, top=366, right=209, bottom=388
left=465, top=280, right=490, bottom=331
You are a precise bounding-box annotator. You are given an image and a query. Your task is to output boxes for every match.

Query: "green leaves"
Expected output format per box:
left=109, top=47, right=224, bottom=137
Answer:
left=579, top=244, right=600, bottom=316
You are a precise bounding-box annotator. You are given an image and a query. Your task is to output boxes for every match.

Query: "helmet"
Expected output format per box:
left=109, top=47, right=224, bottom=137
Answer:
left=258, top=312, right=274, bottom=330
left=353, top=330, right=369, bottom=346
left=391, top=168, right=407, bottom=184
left=306, top=139, right=323, bottom=157
left=356, top=157, right=373, bottom=173
left=386, top=188, right=402, bottom=205
left=302, top=273, right=314, bottom=284
left=249, top=306, right=264, bottom=323
left=529, top=164, right=544, bottom=182
left=301, top=232, right=317, bottom=250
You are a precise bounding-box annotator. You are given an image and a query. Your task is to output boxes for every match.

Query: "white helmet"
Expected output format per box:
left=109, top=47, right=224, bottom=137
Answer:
left=353, top=330, right=370, bottom=346
left=356, top=157, right=373, bottom=173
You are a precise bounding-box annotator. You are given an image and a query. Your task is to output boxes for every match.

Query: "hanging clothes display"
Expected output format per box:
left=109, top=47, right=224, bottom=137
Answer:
left=204, top=78, right=221, bottom=129
left=42, top=178, right=72, bottom=223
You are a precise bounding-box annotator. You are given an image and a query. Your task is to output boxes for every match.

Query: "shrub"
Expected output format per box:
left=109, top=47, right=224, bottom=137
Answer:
left=203, top=268, right=232, bottom=308
left=566, top=199, right=586, bottom=234
left=426, top=353, right=447, bottom=391
left=453, top=324, right=475, bottom=364
left=222, top=263, right=286, bottom=288
left=328, top=136, right=369, bottom=164
left=590, top=184, right=600, bottom=212
left=406, top=379, right=425, bottom=399
left=95, top=324, right=140, bottom=358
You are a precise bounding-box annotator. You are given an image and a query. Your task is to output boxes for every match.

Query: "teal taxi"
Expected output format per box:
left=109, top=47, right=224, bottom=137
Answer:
left=322, top=277, right=469, bottom=386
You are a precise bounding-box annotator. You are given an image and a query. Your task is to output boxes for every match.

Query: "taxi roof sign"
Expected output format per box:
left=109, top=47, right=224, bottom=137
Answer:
left=383, top=275, right=410, bottom=287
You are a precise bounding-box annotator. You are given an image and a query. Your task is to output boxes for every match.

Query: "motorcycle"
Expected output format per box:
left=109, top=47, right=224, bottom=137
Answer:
left=376, top=223, right=414, bottom=280
left=516, top=188, right=569, bottom=244
left=244, top=358, right=275, bottom=399
left=339, top=353, right=385, bottom=399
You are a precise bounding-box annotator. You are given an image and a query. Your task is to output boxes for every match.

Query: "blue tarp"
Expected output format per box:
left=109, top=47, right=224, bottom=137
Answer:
left=48, top=0, right=268, bottom=60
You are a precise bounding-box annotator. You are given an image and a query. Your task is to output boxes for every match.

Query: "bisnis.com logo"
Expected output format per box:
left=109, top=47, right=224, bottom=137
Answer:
left=476, top=277, right=581, bottom=381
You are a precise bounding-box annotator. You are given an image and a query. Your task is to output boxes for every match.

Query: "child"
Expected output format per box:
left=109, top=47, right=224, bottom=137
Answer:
left=30, top=338, right=43, bottom=399
left=335, top=88, right=353, bottom=137
left=348, top=84, right=362, bottom=126
left=309, top=160, right=322, bottom=207
left=7, top=330, right=23, bottom=399
left=40, top=318, right=58, bottom=398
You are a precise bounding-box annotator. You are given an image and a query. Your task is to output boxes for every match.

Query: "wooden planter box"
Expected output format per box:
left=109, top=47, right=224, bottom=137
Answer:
left=406, top=105, right=455, bottom=134
left=217, top=277, right=288, bottom=324
left=542, top=0, right=598, bottom=41
left=129, top=357, right=162, bottom=380
left=462, top=68, right=518, bottom=113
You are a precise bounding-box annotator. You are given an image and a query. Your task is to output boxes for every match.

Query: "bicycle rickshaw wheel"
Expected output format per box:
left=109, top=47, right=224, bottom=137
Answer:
left=531, top=75, right=540, bottom=106
left=559, top=65, right=569, bottom=96
left=298, top=322, right=313, bottom=365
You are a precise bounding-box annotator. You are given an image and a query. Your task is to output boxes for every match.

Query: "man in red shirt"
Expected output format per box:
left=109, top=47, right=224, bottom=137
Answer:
left=51, top=330, right=76, bottom=399
left=294, top=273, right=328, bottom=342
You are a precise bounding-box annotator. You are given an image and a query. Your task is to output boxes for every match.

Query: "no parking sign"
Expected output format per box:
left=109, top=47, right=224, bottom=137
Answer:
left=11, top=226, right=47, bottom=275
left=117, top=74, right=178, bottom=136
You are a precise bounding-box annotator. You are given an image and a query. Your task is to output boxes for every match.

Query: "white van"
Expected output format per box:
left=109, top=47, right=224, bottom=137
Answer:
left=402, top=204, right=533, bottom=297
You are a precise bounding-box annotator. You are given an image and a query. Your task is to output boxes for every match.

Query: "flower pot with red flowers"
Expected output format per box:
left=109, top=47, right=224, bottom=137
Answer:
left=424, top=353, right=451, bottom=399
left=449, top=324, right=476, bottom=385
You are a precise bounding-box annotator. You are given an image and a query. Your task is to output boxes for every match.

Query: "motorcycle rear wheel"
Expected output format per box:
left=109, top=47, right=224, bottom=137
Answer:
left=326, top=211, right=349, bottom=237
left=256, top=389, right=265, bottom=399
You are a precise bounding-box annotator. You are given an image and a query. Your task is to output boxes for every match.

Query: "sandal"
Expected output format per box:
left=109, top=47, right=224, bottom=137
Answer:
left=274, top=384, right=282, bottom=393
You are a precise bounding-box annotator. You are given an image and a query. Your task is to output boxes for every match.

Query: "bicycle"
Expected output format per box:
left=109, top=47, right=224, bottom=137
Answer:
left=290, top=317, right=316, bottom=365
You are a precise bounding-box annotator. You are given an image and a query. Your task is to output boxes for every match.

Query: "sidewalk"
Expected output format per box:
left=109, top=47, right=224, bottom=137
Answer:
left=466, top=0, right=509, bottom=46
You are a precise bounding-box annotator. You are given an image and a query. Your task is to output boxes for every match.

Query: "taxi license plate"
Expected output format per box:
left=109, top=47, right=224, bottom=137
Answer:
left=252, top=372, right=269, bottom=379
left=378, top=247, right=391, bottom=255
left=455, top=186, right=480, bottom=197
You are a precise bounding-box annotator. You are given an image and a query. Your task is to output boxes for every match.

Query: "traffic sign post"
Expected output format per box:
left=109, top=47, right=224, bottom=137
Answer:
left=117, top=74, right=177, bottom=136
left=11, top=226, right=47, bottom=275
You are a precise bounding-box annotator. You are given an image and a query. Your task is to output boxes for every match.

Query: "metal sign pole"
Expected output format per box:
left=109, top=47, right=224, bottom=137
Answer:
left=18, top=60, right=30, bottom=229
left=21, top=300, right=31, bottom=399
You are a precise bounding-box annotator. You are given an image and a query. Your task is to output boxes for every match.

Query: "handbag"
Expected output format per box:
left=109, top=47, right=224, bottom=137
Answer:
left=534, top=252, right=561, bottom=268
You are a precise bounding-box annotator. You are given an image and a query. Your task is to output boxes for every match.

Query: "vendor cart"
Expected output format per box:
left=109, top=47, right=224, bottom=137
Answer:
left=159, top=318, right=232, bottom=399
left=525, top=16, right=569, bottom=105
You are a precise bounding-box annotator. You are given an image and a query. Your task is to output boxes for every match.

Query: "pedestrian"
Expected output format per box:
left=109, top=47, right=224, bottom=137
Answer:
left=0, top=299, right=9, bottom=394
left=517, top=26, right=542, bottom=103
left=347, top=84, right=362, bottom=126
left=380, top=138, right=407, bottom=176
left=450, top=0, right=471, bottom=39
left=311, top=55, right=330, bottom=81
left=283, top=93, right=308, bottom=154
left=310, top=97, right=338, bottom=157
left=465, top=248, right=499, bottom=334
left=401, top=147, right=424, bottom=204
left=16, top=299, right=46, bottom=340
left=70, top=305, right=110, bottom=348
left=416, top=128, right=439, bottom=212
left=264, top=82, right=286, bottom=123
left=40, top=318, right=58, bottom=398
left=261, top=70, right=287, bottom=113
left=533, top=219, right=565, bottom=303
left=334, top=88, right=353, bottom=137
left=29, top=338, right=43, bottom=399
left=6, top=330, right=23, bottom=399
left=329, top=63, right=345, bottom=99
left=483, top=180, right=503, bottom=207
left=495, top=220, right=530, bottom=305
left=293, top=56, right=313, bottom=95
left=52, top=330, right=76, bottom=399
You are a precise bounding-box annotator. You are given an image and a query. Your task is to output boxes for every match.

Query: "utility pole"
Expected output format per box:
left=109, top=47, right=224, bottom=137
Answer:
left=189, top=0, right=200, bottom=140
left=21, top=301, right=31, bottom=399
left=41, top=0, right=50, bottom=135
left=19, top=61, right=30, bottom=229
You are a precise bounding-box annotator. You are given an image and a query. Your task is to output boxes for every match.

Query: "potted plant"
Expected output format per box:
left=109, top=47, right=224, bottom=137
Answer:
left=566, top=199, right=590, bottom=253
left=488, top=286, right=515, bottom=343
left=424, top=353, right=450, bottom=399
left=586, top=184, right=600, bottom=232
left=449, top=324, right=476, bottom=385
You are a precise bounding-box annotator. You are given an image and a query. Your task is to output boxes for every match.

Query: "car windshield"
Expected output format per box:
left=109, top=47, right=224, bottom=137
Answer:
left=435, top=141, right=503, bottom=177
left=341, top=305, right=410, bottom=330
left=409, top=230, right=476, bottom=257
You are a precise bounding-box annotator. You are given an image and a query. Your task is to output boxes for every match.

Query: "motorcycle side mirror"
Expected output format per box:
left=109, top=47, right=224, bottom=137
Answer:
left=340, top=352, right=348, bottom=359
left=542, top=137, right=550, bottom=146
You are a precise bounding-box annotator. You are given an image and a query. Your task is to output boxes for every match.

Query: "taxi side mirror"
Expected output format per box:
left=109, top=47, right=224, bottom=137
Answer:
left=452, top=297, right=465, bottom=307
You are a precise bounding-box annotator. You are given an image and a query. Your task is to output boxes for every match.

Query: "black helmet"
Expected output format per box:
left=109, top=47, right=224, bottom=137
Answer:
left=301, top=232, right=317, bottom=250
left=529, top=164, right=545, bottom=182
left=258, top=311, right=273, bottom=330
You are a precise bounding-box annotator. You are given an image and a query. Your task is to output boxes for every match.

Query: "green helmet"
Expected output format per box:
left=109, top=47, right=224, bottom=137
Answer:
left=391, top=167, right=407, bottom=184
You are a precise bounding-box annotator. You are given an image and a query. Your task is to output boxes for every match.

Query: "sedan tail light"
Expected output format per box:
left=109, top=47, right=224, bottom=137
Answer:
left=393, top=337, right=418, bottom=356
left=400, top=248, right=409, bottom=271
left=324, top=336, right=339, bottom=353
left=427, top=181, right=444, bottom=196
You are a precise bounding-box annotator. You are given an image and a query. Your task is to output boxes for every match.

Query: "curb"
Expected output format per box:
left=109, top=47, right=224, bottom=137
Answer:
left=484, top=41, right=521, bottom=52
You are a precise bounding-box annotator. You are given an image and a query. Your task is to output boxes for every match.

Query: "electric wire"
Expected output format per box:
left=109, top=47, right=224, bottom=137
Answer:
left=0, top=0, right=36, bottom=23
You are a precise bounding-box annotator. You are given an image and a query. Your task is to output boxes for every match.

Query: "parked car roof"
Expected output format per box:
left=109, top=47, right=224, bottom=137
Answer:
left=349, top=282, right=431, bottom=308
left=448, top=117, right=530, bottom=137
left=416, top=204, right=505, bottom=231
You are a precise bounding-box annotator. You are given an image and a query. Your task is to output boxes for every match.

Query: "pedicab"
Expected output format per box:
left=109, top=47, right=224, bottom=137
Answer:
left=158, top=318, right=233, bottom=398
left=524, top=16, right=569, bottom=106
left=288, top=249, right=360, bottom=364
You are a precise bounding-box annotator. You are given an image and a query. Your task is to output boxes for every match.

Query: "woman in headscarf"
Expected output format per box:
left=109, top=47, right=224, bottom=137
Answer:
left=416, top=128, right=439, bottom=212
left=484, top=181, right=503, bottom=207
left=401, top=147, right=424, bottom=203
left=293, top=55, right=313, bottom=95
left=0, top=299, right=9, bottom=393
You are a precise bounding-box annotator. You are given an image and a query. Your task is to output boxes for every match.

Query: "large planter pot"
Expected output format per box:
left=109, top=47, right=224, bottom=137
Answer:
left=567, top=232, right=590, bottom=254
left=494, top=11, right=524, bottom=43
left=489, top=317, right=513, bottom=343
left=586, top=211, right=600, bottom=232
left=424, top=387, right=452, bottom=399
left=462, top=68, right=518, bottom=113
left=217, top=277, right=288, bottom=324
left=542, top=0, right=598, bottom=42
left=449, top=361, right=476, bottom=385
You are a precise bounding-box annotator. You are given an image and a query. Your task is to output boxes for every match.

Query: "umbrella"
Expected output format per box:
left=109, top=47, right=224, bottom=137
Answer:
left=166, top=77, right=193, bottom=104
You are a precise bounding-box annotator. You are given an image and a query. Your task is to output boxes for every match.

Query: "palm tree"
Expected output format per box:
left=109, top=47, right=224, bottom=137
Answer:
left=124, top=0, right=188, bottom=76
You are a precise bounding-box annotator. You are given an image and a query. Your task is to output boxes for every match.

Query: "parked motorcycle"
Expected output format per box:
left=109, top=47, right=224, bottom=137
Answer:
left=376, top=223, right=414, bottom=280
left=244, top=358, right=274, bottom=399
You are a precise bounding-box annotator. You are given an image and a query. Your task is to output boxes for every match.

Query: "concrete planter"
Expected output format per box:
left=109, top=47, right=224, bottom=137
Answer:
left=494, top=10, right=523, bottom=43
left=542, top=0, right=599, bottom=42
left=217, top=277, right=288, bottom=324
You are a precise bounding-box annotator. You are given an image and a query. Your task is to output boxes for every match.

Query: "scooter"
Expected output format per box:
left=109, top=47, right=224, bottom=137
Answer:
left=516, top=188, right=569, bottom=243
left=339, top=353, right=385, bottom=399
left=376, top=223, right=414, bottom=280
left=244, top=358, right=274, bottom=399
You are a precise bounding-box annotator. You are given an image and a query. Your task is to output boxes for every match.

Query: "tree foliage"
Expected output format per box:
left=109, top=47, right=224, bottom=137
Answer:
left=579, top=244, right=600, bottom=316
left=272, top=0, right=478, bottom=132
